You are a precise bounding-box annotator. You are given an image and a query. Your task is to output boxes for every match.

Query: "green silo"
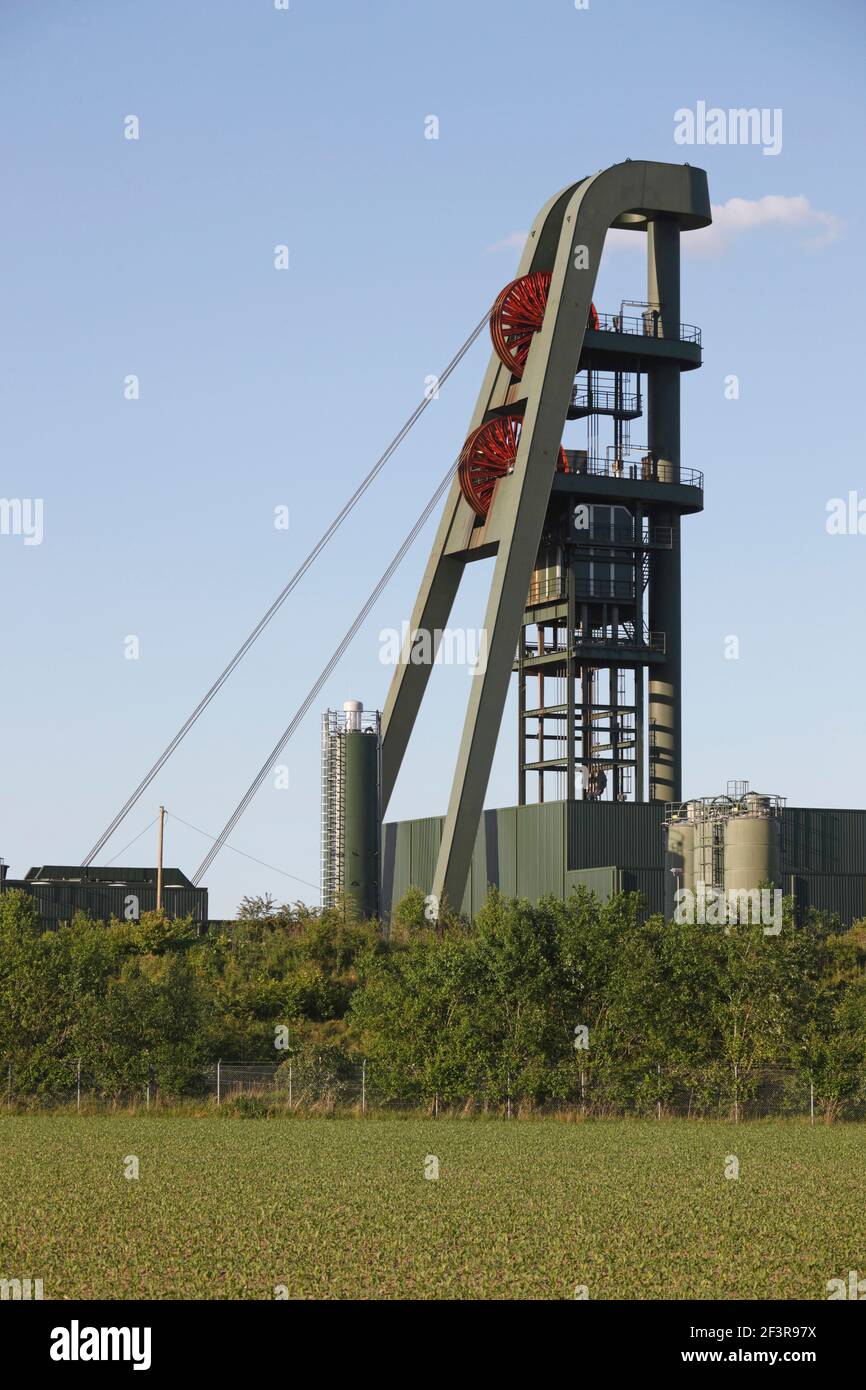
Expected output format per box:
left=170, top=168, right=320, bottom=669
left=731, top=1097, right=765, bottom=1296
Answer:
left=321, top=700, right=382, bottom=919
left=343, top=727, right=380, bottom=918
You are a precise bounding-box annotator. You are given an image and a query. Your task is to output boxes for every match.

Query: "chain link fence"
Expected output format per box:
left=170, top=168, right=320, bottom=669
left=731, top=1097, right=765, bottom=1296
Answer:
left=202, top=1062, right=866, bottom=1121
left=204, top=1059, right=369, bottom=1112
left=3, top=1058, right=865, bottom=1120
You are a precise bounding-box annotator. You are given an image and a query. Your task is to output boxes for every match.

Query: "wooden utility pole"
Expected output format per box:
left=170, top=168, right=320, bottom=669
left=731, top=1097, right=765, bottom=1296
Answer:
left=156, top=805, right=165, bottom=912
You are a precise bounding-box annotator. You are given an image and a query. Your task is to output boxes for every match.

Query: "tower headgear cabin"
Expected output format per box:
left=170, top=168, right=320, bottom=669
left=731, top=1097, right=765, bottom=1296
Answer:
left=319, top=161, right=866, bottom=926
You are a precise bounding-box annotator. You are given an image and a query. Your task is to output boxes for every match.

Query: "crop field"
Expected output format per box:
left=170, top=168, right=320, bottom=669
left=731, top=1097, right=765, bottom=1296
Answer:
left=0, top=1116, right=862, bottom=1300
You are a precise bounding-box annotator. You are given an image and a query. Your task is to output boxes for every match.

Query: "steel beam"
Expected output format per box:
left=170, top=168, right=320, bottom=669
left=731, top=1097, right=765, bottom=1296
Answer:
left=647, top=217, right=683, bottom=802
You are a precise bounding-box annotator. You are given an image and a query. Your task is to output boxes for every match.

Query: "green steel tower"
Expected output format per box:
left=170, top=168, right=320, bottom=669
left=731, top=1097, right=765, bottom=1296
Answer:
left=379, top=161, right=712, bottom=913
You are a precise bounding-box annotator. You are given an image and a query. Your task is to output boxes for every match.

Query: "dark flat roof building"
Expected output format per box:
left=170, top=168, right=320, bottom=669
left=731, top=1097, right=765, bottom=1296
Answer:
left=0, top=863, right=208, bottom=928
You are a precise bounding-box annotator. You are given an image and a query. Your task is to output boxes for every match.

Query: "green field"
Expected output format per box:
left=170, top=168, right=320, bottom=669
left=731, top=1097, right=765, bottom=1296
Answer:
left=0, top=1116, right=862, bottom=1299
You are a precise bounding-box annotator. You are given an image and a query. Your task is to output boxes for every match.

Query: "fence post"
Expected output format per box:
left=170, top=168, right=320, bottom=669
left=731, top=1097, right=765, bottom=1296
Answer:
left=76, top=1059, right=81, bottom=1114
left=657, top=1062, right=662, bottom=1120
left=361, top=1059, right=366, bottom=1116
left=146, top=1080, right=150, bottom=1111
left=288, top=1062, right=293, bottom=1111
left=810, top=1079, right=814, bottom=1126
left=216, top=1058, right=221, bottom=1107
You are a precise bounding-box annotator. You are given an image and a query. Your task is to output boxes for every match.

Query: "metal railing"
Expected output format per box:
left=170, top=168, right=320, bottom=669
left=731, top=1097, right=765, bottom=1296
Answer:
left=572, top=524, right=673, bottom=548
left=570, top=384, right=641, bottom=415
left=590, top=311, right=701, bottom=344
left=573, top=627, right=665, bottom=653
left=665, top=791, right=787, bottom=827
left=522, top=628, right=666, bottom=657
left=564, top=451, right=703, bottom=488
left=527, top=575, right=562, bottom=604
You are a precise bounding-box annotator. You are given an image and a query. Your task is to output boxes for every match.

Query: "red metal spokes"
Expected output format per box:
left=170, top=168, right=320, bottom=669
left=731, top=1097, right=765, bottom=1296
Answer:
left=458, top=413, right=569, bottom=518
left=490, top=272, right=551, bottom=379
left=490, top=271, right=599, bottom=379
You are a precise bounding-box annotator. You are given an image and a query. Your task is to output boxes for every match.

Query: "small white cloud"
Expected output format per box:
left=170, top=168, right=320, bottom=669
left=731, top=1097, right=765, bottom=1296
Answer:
left=487, top=195, right=843, bottom=261
left=695, top=194, right=843, bottom=253
left=606, top=195, right=843, bottom=257
left=484, top=231, right=527, bottom=255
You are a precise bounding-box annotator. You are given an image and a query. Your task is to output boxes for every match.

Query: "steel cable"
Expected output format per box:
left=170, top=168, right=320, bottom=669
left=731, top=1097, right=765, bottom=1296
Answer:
left=82, top=308, right=490, bottom=865
left=192, top=459, right=458, bottom=884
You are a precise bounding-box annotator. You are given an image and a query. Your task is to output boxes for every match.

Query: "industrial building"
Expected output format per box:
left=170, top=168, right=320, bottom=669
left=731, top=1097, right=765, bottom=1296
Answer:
left=321, top=161, right=866, bottom=929
left=0, top=863, right=208, bottom=929
left=7, top=162, right=862, bottom=931
left=378, top=795, right=866, bottom=925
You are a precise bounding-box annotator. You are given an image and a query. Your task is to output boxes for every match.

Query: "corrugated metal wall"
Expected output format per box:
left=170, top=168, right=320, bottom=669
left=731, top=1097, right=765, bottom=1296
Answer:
left=782, top=808, right=866, bottom=875
left=564, top=866, right=620, bottom=900
left=381, top=802, right=866, bottom=925
left=788, top=873, right=866, bottom=925
left=2, top=880, right=208, bottom=926
left=566, top=801, right=667, bottom=870
left=494, top=806, right=518, bottom=899
left=382, top=801, right=661, bottom=916
left=621, top=867, right=667, bottom=913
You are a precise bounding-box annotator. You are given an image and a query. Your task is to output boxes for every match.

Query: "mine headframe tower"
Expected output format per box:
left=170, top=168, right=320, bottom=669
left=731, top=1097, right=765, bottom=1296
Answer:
left=380, top=161, right=712, bottom=911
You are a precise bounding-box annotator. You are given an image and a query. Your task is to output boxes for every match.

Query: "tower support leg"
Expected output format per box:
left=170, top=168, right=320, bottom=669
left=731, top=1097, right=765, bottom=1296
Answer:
left=431, top=462, right=557, bottom=910
left=647, top=218, right=682, bottom=802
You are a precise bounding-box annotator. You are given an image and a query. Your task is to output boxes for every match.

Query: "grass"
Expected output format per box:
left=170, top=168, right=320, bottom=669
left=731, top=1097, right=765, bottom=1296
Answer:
left=0, top=1115, right=862, bottom=1299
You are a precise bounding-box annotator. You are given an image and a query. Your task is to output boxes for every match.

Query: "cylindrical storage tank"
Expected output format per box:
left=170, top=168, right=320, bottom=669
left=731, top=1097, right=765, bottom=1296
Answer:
left=343, top=724, right=380, bottom=919
left=666, top=820, right=695, bottom=893
left=724, top=813, right=780, bottom=894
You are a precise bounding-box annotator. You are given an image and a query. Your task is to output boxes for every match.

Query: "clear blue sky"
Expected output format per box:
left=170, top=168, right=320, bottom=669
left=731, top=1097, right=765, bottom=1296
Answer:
left=1, top=0, right=864, bottom=916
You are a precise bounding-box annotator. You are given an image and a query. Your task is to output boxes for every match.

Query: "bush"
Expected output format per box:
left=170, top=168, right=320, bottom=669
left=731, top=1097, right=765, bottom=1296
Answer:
left=275, top=1044, right=359, bottom=1110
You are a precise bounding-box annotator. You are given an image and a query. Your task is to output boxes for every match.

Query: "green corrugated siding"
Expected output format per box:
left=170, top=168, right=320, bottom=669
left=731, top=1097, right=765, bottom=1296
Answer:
left=566, top=801, right=666, bottom=870
left=411, top=816, right=442, bottom=897
left=622, top=868, right=666, bottom=914
left=3, top=881, right=208, bottom=925
left=393, top=820, right=414, bottom=906
left=496, top=807, right=519, bottom=898
left=516, top=802, right=566, bottom=901
left=783, top=809, right=866, bottom=875
left=790, top=873, right=866, bottom=924
left=564, top=866, right=620, bottom=901
left=381, top=803, right=866, bottom=925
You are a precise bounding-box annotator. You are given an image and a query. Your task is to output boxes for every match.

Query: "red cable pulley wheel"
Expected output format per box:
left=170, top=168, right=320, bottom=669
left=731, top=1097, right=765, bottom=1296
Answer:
left=458, top=413, right=569, bottom=518
left=490, top=271, right=600, bottom=379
